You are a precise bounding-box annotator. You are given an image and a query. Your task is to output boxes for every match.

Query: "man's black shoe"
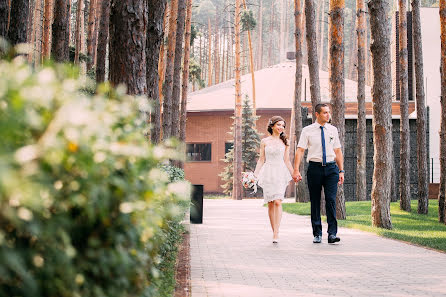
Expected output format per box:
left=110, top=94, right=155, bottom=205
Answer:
left=313, top=235, right=322, bottom=243
left=328, top=235, right=340, bottom=244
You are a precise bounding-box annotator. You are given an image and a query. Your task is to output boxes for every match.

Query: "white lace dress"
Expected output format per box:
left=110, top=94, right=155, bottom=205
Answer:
left=257, top=143, right=292, bottom=204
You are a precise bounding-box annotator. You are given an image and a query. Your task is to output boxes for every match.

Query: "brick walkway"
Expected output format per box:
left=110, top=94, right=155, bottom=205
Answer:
left=190, top=199, right=446, bottom=297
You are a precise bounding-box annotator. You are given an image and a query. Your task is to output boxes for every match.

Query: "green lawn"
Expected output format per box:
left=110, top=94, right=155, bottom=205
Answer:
left=282, top=200, right=446, bottom=252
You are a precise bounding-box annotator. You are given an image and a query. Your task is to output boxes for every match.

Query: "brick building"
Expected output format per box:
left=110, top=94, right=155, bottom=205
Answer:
left=185, top=61, right=418, bottom=200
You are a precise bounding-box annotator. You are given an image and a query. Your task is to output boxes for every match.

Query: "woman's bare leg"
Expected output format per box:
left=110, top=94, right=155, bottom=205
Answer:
left=268, top=201, right=275, bottom=233
left=273, top=199, right=282, bottom=239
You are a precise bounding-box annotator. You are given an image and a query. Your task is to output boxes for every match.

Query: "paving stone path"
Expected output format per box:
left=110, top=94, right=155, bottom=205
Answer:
left=190, top=199, right=446, bottom=297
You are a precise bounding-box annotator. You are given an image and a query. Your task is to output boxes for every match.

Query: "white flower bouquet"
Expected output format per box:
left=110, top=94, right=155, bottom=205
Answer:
left=242, top=171, right=258, bottom=193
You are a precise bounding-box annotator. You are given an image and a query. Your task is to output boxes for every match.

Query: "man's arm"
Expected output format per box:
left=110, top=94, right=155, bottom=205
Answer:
left=334, top=147, right=344, bottom=185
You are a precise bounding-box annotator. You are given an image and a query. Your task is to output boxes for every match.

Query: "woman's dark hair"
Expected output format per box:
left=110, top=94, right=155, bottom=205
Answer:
left=267, top=116, right=288, bottom=146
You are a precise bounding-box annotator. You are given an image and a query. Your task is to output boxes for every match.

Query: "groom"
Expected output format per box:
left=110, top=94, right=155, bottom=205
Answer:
left=292, top=103, right=344, bottom=244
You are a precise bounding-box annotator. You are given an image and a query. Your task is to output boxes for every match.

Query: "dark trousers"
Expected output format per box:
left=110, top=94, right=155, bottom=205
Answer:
left=307, top=161, right=339, bottom=237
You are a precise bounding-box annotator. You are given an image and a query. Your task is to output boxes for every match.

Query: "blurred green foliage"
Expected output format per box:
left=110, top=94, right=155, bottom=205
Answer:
left=0, top=53, right=190, bottom=297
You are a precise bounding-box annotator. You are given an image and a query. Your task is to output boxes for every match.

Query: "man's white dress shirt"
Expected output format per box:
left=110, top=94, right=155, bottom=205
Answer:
left=297, top=122, right=341, bottom=163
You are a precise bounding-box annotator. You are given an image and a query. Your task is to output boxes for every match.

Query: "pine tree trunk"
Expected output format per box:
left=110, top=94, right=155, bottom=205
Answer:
left=162, top=0, right=178, bottom=139
left=109, top=0, right=147, bottom=95
left=8, top=0, right=29, bottom=45
left=214, top=9, right=220, bottom=84
left=242, top=0, right=256, bottom=117
left=207, top=18, right=212, bottom=86
left=87, top=0, right=97, bottom=71
left=31, top=0, right=43, bottom=64
left=26, top=0, right=33, bottom=44
left=268, top=1, right=274, bottom=66
left=368, top=0, right=393, bottom=229
left=42, top=0, right=52, bottom=59
left=180, top=0, right=192, bottom=143
left=95, top=0, right=109, bottom=83
left=227, top=6, right=233, bottom=79
left=294, top=0, right=309, bottom=202
left=398, top=0, right=411, bottom=211
left=65, top=0, right=70, bottom=50
left=0, top=0, right=8, bottom=38
left=411, top=0, right=428, bottom=214
left=93, top=0, right=101, bottom=66
left=257, top=0, right=263, bottom=69
left=158, top=3, right=169, bottom=104
left=171, top=0, right=186, bottom=138
left=348, top=9, right=357, bottom=80
left=356, top=0, right=367, bottom=201
left=51, top=0, right=70, bottom=62
left=147, top=0, right=167, bottom=144
left=233, top=0, right=243, bottom=200
left=74, top=0, right=83, bottom=64
left=439, top=0, right=446, bottom=223
left=305, top=0, right=321, bottom=121
left=279, top=0, right=285, bottom=61
left=329, top=0, right=346, bottom=219
left=318, top=0, right=326, bottom=69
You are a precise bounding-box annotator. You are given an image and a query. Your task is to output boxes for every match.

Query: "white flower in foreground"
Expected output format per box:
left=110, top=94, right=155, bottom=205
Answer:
left=17, top=207, right=33, bottom=221
left=167, top=181, right=191, bottom=200
left=15, top=145, right=38, bottom=164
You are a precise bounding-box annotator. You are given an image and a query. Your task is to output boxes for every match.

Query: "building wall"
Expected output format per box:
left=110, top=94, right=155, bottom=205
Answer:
left=184, top=110, right=291, bottom=193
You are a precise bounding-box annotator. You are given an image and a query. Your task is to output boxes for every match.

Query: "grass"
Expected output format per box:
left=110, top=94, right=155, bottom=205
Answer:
left=204, top=194, right=232, bottom=199
left=282, top=199, right=446, bottom=252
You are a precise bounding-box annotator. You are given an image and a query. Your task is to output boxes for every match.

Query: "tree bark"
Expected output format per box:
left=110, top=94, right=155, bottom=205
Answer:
left=87, top=0, right=97, bottom=71
left=368, top=0, right=393, bottom=229
left=279, top=0, right=285, bottom=61
left=257, top=0, right=263, bottom=69
left=207, top=17, right=212, bottom=86
left=329, top=0, right=346, bottom=219
left=109, top=0, right=147, bottom=95
left=146, top=0, right=167, bottom=144
left=31, top=0, right=43, bottom=64
left=242, top=0, right=256, bottom=118
left=74, top=0, right=83, bottom=64
left=398, top=0, right=411, bottom=212
left=8, top=0, right=29, bottom=45
left=0, top=0, right=8, bottom=38
left=180, top=0, right=192, bottom=144
left=162, top=0, right=178, bottom=139
left=171, top=0, right=186, bottom=138
left=268, top=1, right=274, bottom=66
left=42, top=0, right=52, bottom=59
left=294, top=0, right=309, bottom=202
left=439, top=0, right=446, bottom=223
left=318, top=0, right=326, bottom=70
left=158, top=3, right=169, bottom=104
left=95, top=0, right=109, bottom=83
left=51, top=0, right=70, bottom=62
left=233, top=0, right=243, bottom=200
left=305, top=0, right=321, bottom=121
left=356, top=0, right=367, bottom=201
left=411, top=0, right=428, bottom=214
left=214, top=9, right=220, bottom=84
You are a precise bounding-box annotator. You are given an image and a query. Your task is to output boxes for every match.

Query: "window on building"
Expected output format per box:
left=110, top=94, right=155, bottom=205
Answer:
left=186, top=143, right=212, bottom=161
left=225, top=142, right=233, bottom=155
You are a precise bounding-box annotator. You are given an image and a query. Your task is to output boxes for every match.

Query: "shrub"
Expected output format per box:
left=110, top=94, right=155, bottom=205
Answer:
left=0, top=56, right=190, bottom=297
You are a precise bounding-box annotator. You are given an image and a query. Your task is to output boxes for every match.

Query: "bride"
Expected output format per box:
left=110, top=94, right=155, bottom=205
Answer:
left=254, top=116, right=294, bottom=243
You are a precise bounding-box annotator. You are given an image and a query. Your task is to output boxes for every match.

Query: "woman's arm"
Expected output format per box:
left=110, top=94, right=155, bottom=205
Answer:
left=254, top=139, right=266, bottom=177
left=283, top=142, right=294, bottom=175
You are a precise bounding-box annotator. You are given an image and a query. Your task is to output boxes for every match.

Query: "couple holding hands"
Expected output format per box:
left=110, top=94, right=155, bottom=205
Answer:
left=253, top=103, right=344, bottom=244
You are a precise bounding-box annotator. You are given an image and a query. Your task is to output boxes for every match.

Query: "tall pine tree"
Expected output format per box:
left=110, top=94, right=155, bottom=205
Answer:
left=220, top=97, right=261, bottom=195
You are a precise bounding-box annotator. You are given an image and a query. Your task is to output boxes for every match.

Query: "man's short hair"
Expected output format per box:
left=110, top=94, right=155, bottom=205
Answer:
left=314, top=103, right=329, bottom=114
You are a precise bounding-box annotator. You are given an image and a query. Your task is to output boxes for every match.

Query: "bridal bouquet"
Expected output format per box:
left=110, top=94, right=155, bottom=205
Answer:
left=242, top=171, right=258, bottom=193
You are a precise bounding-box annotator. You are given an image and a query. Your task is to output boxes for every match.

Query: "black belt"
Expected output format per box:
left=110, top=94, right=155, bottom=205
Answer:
left=309, top=161, right=336, bottom=167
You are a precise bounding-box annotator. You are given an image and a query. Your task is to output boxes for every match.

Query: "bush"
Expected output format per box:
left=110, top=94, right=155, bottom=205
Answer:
left=0, top=56, right=190, bottom=297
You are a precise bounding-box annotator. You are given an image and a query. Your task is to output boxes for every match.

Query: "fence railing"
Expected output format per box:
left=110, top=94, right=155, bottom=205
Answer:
left=431, top=158, right=440, bottom=183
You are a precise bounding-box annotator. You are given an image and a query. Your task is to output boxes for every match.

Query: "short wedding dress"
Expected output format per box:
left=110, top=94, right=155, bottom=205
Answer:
left=257, top=143, right=292, bottom=204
